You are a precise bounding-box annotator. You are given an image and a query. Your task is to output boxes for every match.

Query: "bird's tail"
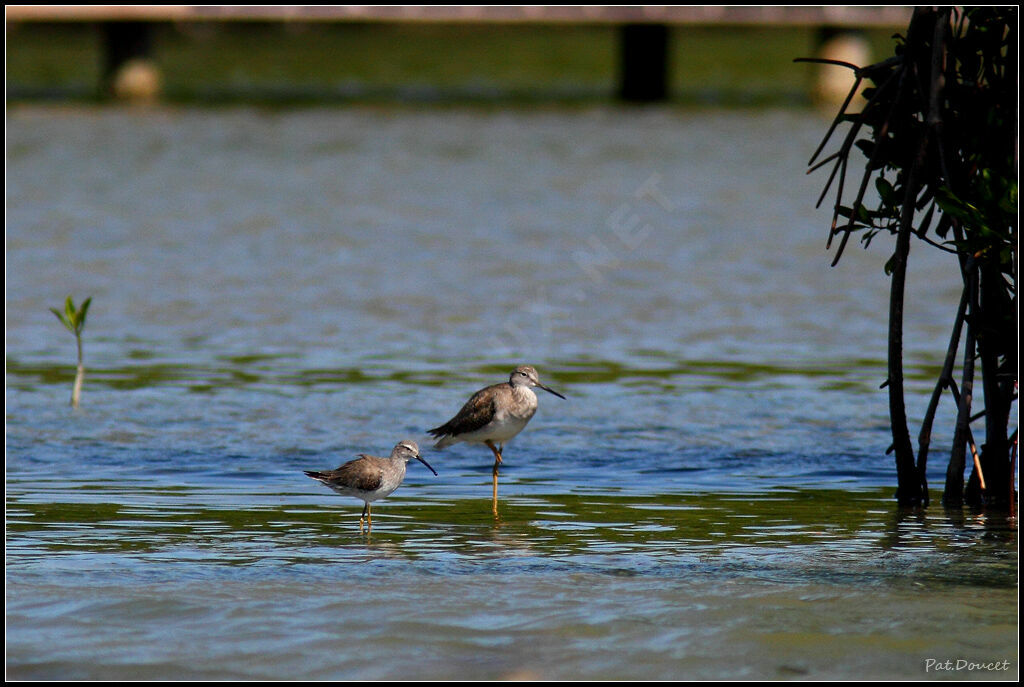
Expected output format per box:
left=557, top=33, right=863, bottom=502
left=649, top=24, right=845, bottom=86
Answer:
left=427, top=425, right=448, bottom=447
left=433, top=435, right=457, bottom=449
left=427, top=426, right=458, bottom=449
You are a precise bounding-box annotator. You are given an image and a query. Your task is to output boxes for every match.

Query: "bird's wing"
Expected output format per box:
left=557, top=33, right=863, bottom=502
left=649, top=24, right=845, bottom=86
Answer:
left=428, top=385, right=499, bottom=438
left=333, top=460, right=384, bottom=491
left=306, top=456, right=384, bottom=491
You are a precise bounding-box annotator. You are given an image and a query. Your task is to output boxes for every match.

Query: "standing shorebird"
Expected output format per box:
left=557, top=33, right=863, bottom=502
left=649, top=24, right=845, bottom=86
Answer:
left=428, top=365, right=565, bottom=515
left=304, top=440, right=437, bottom=534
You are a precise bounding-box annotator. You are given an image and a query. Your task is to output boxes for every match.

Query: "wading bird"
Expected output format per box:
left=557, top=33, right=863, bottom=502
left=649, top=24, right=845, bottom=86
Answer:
left=304, top=440, right=437, bottom=533
left=428, top=365, right=565, bottom=515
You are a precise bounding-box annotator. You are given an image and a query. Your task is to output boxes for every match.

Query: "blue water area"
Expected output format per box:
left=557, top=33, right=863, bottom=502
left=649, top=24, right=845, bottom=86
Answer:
left=6, top=106, right=1017, bottom=680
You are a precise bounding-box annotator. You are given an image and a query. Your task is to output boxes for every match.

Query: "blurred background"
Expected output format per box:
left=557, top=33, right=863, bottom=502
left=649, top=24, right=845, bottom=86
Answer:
left=6, top=6, right=907, bottom=106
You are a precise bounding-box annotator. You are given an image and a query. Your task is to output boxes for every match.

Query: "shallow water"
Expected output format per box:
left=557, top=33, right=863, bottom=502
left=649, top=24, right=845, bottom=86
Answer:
left=5, top=106, right=1017, bottom=680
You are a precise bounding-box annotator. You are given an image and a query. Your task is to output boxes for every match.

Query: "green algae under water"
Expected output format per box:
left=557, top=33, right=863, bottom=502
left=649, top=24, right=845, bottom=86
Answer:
left=6, top=484, right=1017, bottom=680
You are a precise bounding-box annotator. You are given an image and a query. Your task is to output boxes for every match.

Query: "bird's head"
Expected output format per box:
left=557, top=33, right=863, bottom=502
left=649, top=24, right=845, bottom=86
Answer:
left=509, top=365, right=566, bottom=399
left=392, top=439, right=437, bottom=475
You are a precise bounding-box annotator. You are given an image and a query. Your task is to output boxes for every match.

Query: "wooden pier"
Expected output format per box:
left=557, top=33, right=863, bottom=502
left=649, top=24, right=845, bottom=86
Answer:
left=4, top=6, right=915, bottom=26
left=6, top=5, right=914, bottom=103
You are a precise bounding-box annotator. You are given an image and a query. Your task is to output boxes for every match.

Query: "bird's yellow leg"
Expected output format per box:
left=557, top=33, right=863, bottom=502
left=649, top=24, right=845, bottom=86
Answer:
left=492, top=459, right=500, bottom=515
left=360, top=503, right=368, bottom=534
left=485, top=440, right=503, bottom=516
left=367, top=504, right=372, bottom=533
left=485, top=440, right=503, bottom=464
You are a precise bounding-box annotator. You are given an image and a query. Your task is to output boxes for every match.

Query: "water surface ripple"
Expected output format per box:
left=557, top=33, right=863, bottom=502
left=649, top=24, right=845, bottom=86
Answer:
left=6, top=106, right=1016, bottom=680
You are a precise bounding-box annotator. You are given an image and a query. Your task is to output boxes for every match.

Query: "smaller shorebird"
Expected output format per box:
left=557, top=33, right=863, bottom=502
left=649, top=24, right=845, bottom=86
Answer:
left=428, top=365, right=565, bottom=515
left=304, top=440, right=437, bottom=534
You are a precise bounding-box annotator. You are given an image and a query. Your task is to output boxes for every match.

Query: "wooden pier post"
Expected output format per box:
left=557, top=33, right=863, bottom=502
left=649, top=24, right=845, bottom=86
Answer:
left=101, top=21, right=161, bottom=101
left=811, top=26, right=872, bottom=108
left=618, top=23, right=669, bottom=102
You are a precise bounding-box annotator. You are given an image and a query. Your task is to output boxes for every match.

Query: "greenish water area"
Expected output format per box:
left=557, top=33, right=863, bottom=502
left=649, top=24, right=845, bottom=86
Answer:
left=6, top=105, right=1018, bottom=679
left=5, top=483, right=1018, bottom=680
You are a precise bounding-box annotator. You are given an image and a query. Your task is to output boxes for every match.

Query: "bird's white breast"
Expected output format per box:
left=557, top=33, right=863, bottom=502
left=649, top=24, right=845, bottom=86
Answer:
left=478, top=385, right=538, bottom=443
left=373, top=462, right=407, bottom=500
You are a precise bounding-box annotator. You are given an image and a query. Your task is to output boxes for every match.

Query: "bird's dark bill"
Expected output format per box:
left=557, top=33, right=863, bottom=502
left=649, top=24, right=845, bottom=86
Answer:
left=539, top=384, right=566, bottom=400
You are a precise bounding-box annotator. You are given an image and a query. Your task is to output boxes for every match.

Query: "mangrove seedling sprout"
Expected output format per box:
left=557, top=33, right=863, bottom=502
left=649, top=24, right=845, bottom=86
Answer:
left=50, top=294, right=92, bottom=408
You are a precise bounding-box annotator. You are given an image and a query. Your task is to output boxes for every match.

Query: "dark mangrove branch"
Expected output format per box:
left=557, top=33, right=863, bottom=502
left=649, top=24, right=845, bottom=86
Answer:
left=802, top=7, right=1017, bottom=509
left=917, top=285, right=969, bottom=505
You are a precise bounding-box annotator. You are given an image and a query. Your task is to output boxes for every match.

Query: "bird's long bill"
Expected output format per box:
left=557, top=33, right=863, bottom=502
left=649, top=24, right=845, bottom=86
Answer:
left=539, top=383, right=566, bottom=400
left=416, top=455, right=439, bottom=476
